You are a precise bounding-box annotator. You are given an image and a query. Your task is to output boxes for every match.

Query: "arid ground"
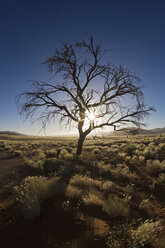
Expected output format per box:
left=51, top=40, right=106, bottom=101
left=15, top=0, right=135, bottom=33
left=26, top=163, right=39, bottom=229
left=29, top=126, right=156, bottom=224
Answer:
left=0, top=134, right=165, bottom=248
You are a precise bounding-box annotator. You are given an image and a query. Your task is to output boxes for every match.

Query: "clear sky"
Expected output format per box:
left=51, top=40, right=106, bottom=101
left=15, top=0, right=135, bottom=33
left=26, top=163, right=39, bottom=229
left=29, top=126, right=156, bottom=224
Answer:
left=0, top=0, right=165, bottom=135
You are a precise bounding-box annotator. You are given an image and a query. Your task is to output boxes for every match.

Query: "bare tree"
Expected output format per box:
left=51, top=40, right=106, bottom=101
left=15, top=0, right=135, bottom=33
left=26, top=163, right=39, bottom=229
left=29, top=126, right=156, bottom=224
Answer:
left=16, top=34, right=155, bottom=157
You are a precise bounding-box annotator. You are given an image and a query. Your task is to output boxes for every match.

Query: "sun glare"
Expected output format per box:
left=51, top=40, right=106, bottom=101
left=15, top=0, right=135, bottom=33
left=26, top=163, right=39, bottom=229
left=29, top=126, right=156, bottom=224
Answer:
left=85, top=110, right=95, bottom=121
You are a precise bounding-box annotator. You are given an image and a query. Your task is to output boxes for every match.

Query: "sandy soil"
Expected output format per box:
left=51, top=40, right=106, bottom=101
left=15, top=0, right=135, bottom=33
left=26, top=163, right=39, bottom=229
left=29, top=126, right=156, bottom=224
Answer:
left=0, top=151, right=109, bottom=248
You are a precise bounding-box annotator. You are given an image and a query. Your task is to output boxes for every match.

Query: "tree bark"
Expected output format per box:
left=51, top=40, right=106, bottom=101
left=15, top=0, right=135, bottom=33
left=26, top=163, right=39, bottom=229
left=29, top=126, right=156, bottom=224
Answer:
left=76, top=133, right=86, bottom=156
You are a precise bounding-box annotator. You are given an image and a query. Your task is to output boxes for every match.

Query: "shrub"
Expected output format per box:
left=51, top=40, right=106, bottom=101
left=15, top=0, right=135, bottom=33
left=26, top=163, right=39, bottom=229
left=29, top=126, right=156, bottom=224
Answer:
left=71, top=174, right=95, bottom=188
left=64, top=153, right=73, bottom=160
left=118, top=152, right=127, bottom=159
left=131, top=155, right=139, bottom=165
left=138, top=156, right=145, bottom=163
left=45, top=149, right=57, bottom=158
left=106, top=230, right=132, bottom=248
left=145, top=159, right=163, bottom=175
left=82, top=193, right=103, bottom=208
left=24, top=158, right=44, bottom=171
left=13, top=176, right=64, bottom=220
left=43, top=158, right=60, bottom=174
left=79, top=151, right=96, bottom=164
left=125, top=156, right=131, bottom=163
left=101, top=181, right=114, bottom=193
left=148, top=142, right=155, bottom=148
left=122, top=144, right=136, bottom=156
left=109, top=148, right=119, bottom=153
left=134, top=149, right=141, bottom=156
left=113, top=164, right=132, bottom=180
left=19, top=145, right=29, bottom=151
left=66, top=185, right=82, bottom=200
left=103, top=194, right=130, bottom=218
left=157, top=173, right=165, bottom=185
left=139, top=199, right=149, bottom=209
left=43, top=158, right=70, bottom=175
left=143, top=147, right=153, bottom=159
left=14, top=150, right=22, bottom=156
left=106, top=237, right=125, bottom=248
left=125, top=184, right=135, bottom=196
left=162, top=160, right=165, bottom=167
left=59, top=149, right=68, bottom=159
left=93, top=148, right=101, bottom=155
left=159, top=143, right=165, bottom=153
left=13, top=176, right=48, bottom=220
left=106, top=219, right=163, bottom=248
left=97, top=162, right=112, bottom=179
left=5, top=145, right=13, bottom=151
left=131, top=219, right=163, bottom=247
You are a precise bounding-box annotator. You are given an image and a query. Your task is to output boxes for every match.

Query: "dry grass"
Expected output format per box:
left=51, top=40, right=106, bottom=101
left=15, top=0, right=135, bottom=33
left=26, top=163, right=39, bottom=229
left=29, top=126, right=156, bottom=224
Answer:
left=0, top=134, right=165, bottom=247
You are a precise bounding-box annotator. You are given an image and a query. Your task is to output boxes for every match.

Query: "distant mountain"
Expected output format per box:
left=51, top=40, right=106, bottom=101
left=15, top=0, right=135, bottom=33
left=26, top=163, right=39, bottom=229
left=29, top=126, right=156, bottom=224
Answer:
left=0, top=127, right=165, bottom=137
left=0, top=131, right=26, bottom=136
left=108, top=127, right=165, bottom=136
left=150, top=127, right=165, bottom=134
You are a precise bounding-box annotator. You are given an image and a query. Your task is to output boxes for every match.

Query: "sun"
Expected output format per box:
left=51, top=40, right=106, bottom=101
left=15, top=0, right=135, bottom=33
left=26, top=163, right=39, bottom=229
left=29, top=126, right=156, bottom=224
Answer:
left=83, top=109, right=100, bottom=132
left=85, top=110, right=95, bottom=121
left=88, top=112, right=95, bottom=121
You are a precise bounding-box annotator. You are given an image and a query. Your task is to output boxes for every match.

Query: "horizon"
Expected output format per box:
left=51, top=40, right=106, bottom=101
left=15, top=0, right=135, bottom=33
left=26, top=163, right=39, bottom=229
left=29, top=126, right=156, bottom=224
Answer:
left=1, top=126, right=165, bottom=137
left=0, top=0, right=165, bottom=136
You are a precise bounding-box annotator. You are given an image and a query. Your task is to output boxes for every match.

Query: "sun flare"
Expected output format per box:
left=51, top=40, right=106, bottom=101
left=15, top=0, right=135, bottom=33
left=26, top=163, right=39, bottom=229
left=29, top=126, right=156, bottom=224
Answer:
left=85, top=110, right=95, bottom=121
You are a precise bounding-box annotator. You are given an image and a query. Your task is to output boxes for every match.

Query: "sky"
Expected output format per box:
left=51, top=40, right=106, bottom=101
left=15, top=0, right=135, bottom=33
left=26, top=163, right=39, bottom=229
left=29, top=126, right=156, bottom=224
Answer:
left=0, top=0, right=165, bottom=136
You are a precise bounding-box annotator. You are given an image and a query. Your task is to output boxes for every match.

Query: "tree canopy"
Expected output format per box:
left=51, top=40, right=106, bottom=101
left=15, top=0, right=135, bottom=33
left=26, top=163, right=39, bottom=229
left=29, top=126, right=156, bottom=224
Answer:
left=17, top=34, right=155, bottom=155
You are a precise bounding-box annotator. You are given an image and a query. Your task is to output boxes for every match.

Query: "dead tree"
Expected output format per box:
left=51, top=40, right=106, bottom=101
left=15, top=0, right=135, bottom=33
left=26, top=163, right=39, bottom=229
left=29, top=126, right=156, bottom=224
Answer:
left=16, top=34, right=155, bottom=157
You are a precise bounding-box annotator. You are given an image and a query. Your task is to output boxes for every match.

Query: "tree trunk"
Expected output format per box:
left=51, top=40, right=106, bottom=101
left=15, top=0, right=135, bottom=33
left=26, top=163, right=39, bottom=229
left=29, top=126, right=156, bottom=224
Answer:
left=76, top=133, right=86, bottom=156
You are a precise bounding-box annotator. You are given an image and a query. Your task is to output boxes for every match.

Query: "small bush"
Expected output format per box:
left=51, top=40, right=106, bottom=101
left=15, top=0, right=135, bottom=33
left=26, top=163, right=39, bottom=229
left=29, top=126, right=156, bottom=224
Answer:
left=103, top=194, right=130, bottom=218
left=71, top=174, right=95, bottom=188
left=118, top=152, right=127, bottom=159
left=43, top=158, right=70, bottom=175
left=13, top=176, right=63, bottom=220
left=79, top=151, right=97, bottom=164
left=106, top=219, right=163, bottom=248
left=24, top=158, right=44, bottom=171
left=145, top=159, right=163, bottom=175
left=131, top=219, right=163, bottom=247
left=143, top=147, right=153, bottom=159
left=101, top=181, right=114, bottom=193
left=125, top=184, right=135, bottom=196
left=157, top=173, right=165, bottom=185
left=14, top=150, right=22, bottom=156
left=93, top=148, right=101, bottom=155
left=64, top=153, right=73, bottom=160
left=66, top=185, right=82, bottom=200
left=138, top=156, right=145, bottom=163
left=46, top=149, right=57, bottom=158
left=159, top=143, right=165, bottom=153
left=59, top=149, right=68, bottom=159
left=107, top=234, right=131, bottom=248
left=125, top=156, right=131, bottom=163
left=122, top=144, right=136, bottom=156
left=97, top=162, right=112, bottom=179
left=113, top=164, right=133, bottom=180
left=5, top=145, right=13, bottom=151
left=43, top=158, right=60, bottom=174
left=83, top=193, right=103, bottom=208
left=139, top=199, right=149, bottom=209
left=13, top=176, right=48, bottom=220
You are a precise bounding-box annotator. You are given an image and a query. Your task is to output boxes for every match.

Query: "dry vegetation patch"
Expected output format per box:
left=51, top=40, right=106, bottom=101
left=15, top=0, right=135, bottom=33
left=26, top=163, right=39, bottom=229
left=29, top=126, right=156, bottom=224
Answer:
left=0, top=134, right=165, bottom=247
